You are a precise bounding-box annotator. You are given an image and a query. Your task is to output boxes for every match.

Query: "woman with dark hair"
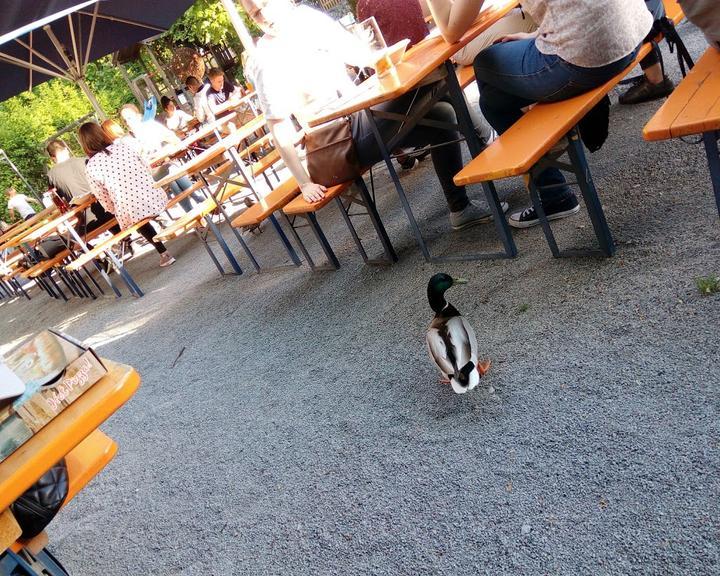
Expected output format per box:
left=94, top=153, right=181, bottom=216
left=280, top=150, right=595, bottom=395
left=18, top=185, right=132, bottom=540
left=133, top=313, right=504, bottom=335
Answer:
left=161, top=96, right=194, bottom=134
left=78, top=122, right=175, bottom=267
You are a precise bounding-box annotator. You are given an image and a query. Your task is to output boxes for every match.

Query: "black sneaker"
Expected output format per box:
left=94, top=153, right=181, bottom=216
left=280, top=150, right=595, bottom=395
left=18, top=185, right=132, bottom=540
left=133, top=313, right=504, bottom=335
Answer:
left=508, top=198, right=580, bottom=229
left=619, top=76, right=674, bottom=105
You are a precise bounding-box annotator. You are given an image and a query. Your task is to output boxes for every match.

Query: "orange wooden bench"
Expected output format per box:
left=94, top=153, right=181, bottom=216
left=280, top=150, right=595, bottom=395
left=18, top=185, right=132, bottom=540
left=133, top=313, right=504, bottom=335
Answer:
left=644, top=46, right=720, bottom=217
left=226, top=178, right=303, bottom=270
left=20, top=219, right=119, bottom=299
left=65, top=219, right=153, bottom=297
left=282, top=176, right=397, bottom=270
left=9, top=430, right=117, bottom=555
left=453, top=27, right=677, bottom=259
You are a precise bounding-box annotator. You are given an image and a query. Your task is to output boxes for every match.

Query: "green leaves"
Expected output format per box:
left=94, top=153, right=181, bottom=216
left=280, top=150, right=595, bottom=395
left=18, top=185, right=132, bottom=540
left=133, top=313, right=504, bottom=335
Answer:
left=168, top=0, right=258, bottom=47
left=0, top=56, right=135, bottom=221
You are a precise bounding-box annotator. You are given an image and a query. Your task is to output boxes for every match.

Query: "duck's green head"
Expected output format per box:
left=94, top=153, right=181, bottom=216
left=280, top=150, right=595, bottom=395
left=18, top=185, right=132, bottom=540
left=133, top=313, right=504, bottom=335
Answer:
left=428, top=273, right=467, bottom=312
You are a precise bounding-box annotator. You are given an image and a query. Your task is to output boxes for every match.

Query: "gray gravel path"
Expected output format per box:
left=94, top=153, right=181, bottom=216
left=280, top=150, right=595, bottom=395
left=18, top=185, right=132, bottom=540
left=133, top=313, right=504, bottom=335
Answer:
left=1, top=21, right=718, bottom=576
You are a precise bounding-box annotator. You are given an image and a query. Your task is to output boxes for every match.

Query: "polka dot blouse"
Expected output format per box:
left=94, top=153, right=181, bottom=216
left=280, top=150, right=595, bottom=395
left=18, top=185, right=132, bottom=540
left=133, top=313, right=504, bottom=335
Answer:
left=85, top=141, right=169, bottom=230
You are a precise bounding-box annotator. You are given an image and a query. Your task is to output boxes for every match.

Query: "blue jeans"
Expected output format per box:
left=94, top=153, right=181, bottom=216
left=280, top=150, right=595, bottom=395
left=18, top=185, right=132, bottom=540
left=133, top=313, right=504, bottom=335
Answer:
left=169, top=176, right=197, bottom=212
left=352, top=82, right=470, bottom=212
left=155, top=163, right=201, bottom=212
left=474, top=40, right=636, bottom=206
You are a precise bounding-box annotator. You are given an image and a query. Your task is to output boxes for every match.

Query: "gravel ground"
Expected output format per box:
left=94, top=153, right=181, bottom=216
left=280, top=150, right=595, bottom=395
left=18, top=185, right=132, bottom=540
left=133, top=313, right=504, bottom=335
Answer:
left=1, top=22, right=719, bottom=576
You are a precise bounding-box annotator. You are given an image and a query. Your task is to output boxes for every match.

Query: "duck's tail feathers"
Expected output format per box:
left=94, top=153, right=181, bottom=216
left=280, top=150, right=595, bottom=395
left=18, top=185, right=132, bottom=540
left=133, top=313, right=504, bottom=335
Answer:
left=450, top=361, right=479, bottom=394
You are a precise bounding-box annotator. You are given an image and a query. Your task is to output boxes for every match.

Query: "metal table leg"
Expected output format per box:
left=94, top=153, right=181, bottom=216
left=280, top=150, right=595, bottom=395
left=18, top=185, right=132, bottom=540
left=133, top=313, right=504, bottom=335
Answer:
left=703, top=131, right=720, bottom=218
left=444, top=60, right=517, bottom=259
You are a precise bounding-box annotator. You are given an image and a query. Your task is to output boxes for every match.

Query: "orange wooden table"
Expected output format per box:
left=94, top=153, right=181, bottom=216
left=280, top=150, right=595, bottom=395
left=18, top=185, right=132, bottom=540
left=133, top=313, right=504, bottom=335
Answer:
left=307, top=1, right=518, bottom=127
left=304, top=0, right=519, bottom=261
left=0, top=360, right=140, bottom=513
left=149, top=112, right=240, bottom=167
left=0, top=208, right=57, bottom=247
left=644, top=46, right=720, bottom=217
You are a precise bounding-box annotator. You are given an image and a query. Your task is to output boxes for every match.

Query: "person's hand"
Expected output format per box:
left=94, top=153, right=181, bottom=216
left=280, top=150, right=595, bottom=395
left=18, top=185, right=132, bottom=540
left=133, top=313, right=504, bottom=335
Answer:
left=301, top=182, right=327, bottom=203
left=494, top=31, right=537, bottom=44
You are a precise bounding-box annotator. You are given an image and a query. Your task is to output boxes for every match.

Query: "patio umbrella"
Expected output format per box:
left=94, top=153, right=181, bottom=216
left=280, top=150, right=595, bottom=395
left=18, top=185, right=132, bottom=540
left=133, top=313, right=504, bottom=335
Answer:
left=0, top=0, right=196, bottom=118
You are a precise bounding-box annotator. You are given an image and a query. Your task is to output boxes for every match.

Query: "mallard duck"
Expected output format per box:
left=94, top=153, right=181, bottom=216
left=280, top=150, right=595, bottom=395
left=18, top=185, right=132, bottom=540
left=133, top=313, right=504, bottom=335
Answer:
left=426, top=273, right=491, bottom=394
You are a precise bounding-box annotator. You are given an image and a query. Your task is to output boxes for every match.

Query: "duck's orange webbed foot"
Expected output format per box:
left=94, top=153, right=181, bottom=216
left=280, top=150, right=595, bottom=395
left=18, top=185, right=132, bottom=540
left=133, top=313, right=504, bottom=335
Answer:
left=477, top=360, right=492, bottom=376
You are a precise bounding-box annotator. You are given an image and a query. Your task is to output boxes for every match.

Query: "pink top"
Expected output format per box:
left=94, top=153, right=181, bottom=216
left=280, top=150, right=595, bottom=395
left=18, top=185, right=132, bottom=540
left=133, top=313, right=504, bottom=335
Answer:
left=85, top=141, right=168, bottom=230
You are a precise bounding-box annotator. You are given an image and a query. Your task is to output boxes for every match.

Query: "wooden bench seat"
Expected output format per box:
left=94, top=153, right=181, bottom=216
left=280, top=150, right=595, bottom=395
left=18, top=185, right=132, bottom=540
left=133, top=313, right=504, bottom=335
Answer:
left=457, top=65, right=476, bottom=89
left=454, top=0, right=685, bottom=184
left=231, top=178, right=300, bottom=228
left=455, top=45, right=654, bottom=185
left=279, top=176, right=396, bottom=270
left=65, top=218, right=152, bottom=272
left=662, top=0, right=684, bottom=24
left=643, top=45, right=720, bottom=217
left=63, top=429, right=117, bottom=504
left=644, top=46, right=720, bottom=141
left=282, top=181, right=353, bottom=215
left=153, top=199, right=217, bottom=242
left=249, top=148, right=281, bottom=178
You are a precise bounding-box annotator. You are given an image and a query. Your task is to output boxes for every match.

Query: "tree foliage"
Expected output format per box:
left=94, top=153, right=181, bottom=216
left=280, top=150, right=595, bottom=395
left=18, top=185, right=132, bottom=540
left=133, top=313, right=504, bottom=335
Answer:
left=0, top=0, right=256, bottom=223
left=167, top=0, right=259, bottom=48
left=0, top=56, right=136, bottom=223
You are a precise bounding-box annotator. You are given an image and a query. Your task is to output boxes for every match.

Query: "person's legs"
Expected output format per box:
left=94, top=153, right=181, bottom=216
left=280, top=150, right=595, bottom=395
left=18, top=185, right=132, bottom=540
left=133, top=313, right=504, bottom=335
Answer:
left=619, top=0, right=674, bottom=105
left=135, top=221, right=175, bottom=267
left=474, top=38, right=635, bottom=225
left=353, top=87, right=468, bottom=213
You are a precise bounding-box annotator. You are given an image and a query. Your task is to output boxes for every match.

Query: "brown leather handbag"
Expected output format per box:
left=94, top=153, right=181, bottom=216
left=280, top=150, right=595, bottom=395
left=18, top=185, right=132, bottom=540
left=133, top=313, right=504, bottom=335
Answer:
left=304, top=117, right=362, bottom=187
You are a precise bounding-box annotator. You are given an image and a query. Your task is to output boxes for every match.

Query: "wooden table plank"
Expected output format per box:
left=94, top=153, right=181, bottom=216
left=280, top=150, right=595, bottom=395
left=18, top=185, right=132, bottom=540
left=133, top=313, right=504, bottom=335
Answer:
left=671, top=65, right=720, bottom=138
left=0, top=360, right=140, bottom=512
left=306, top=0, right=518, bottom=127
left=644, top=47, right=720, bottom=141
left=22, top=196, right=96, bottom=244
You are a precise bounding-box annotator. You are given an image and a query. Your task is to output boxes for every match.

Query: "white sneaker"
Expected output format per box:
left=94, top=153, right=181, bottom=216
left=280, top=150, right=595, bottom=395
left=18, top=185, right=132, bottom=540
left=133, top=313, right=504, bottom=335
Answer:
left=159, top=253, right=176, bottom=267
left=450, top=200, right=509, bottom=231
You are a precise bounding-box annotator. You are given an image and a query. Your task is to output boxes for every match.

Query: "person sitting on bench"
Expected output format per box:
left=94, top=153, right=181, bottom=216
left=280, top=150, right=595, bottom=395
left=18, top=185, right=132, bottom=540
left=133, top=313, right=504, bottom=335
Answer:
left=618, top=0, right=675, bottom=106
left=5, top=187, right=41, bottom=222
left=46, top=139, right=120, bottom=236
left=205, top=67, right=245, bottom=120
left=240, top=0, right=507, bottom=231
left=78, top=122, right=176, bottom=268
left=119, top=104, right=200, bottom=213
left=427, top=0, right=652, bottom=229
left=161, top=96, right=194, bottom=135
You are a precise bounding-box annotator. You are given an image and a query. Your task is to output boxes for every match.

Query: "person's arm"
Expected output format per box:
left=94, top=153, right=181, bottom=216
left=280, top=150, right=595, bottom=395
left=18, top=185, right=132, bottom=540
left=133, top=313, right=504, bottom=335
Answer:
left=425, top=0, right=485, bottom=44
left=8, top=205, right=15, bottom=221
left=268, top=117, right=326, bottom=203
left=25, top=195, right=42, bottom=206
left=155, top=121, right=181, bottom=146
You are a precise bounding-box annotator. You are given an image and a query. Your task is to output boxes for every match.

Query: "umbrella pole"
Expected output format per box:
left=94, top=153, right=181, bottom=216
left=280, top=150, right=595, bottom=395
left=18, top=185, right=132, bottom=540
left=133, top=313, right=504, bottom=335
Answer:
left=77, top=78, right=107, bottom=120
left=219, top=0, right=256, bottom=56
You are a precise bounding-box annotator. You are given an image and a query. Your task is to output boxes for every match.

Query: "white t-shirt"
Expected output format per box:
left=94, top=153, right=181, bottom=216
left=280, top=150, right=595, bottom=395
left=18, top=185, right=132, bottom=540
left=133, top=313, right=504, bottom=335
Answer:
left=246, top=5, right=372, bottom=122
left=165, top=109, right=194, bottom=132
left=129, top=119, right=179, bottom=160
left=193, top=85, right=212, bottom=123
left=7, top=195, right=36, bottom=219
